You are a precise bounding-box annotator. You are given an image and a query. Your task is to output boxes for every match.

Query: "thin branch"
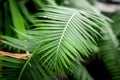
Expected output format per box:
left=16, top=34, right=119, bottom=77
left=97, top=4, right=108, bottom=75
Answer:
left=0, top=39, right=7, bottom=44
left=0, top=51, right=31, bottom=60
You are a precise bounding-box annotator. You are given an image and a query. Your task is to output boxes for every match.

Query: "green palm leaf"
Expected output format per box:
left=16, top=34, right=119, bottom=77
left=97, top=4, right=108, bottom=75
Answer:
left=112, top=10, right=120, bottom=38
left=0, top=35, right=36, bottom=52
left=0, top=56, right=25, bottom=80
left=18, top=55, right=58, bottom=80
left=0, top=6, right=109, bottom=80
left=99, top=26, right=120, bottom=80
left=9, top=0, right=26, bottom=39
left=64, top=0, right=98, bottom=13
left=32, top=6, right=106, bottom=74
left=72, top=60, right=94, bottom=80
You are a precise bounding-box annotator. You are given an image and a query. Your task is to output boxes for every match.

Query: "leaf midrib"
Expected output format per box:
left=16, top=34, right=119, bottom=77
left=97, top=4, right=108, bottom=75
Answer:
left=56, top=11, right=78, bottom=55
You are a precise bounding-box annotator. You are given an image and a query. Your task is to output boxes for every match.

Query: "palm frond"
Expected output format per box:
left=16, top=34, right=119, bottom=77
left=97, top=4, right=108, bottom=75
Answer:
left=72, top=60, right=94, bottom=80
left=0, top=55, right=57, bottom=80
left=0, top=56, right=25, bottom=80
left=18, top=55, right=58, bottom=80
left=0, top=6, right=109, bottom=80
left=112, top=10, right=120, bottom=39
left=64, top=0, right=98, bottom=13
left=9, top=0, right=26, bottom=39
left=31, top=6, right=107, bottom=74
left=99, top=26, right=120, bottom=80
left=0, top=35, right=36, bottom=52
left=3, top=2, right=13, bottom=36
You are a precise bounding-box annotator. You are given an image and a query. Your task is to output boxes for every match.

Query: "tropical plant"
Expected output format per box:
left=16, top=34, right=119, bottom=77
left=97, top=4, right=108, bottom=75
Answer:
left=112, top=10, right=120, bottom=39
left=0, top=0, right=120, bottom=80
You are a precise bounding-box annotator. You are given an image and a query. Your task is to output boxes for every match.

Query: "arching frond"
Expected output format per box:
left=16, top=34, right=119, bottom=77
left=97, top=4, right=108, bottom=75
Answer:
left=0, top=35, right=36, bottom=52
left=31, top=6, right=107, bottom=74
left=64, top=0, right=98, bottom=13
left=112, top=10, right=120, bottom=41
left=0, top=6, right=109, bottom=80
left=99, top=26, right=120, bottom=80
left=112, top=11, right=120, bottom=35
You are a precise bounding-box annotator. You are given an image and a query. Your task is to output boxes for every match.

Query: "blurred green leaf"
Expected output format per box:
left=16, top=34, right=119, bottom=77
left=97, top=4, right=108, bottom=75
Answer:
left=9, top=0, right=26, bottom=39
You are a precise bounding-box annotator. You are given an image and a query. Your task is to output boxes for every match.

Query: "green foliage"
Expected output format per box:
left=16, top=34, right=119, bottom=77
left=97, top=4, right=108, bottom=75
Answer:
left=63, top=0, right=98, bottom=12
left=9, top=0, right=26, bottom=39
left=99, top=26, right=120, bottom=80
left=86, top=0, right=97, bottom=5
left=32, top=6, right=107, bottom=74
left=0, top=56, right=25, bottom=80
left=112, top=10, right=120, bottom=40
left=0, top=0, right=120, bottom=80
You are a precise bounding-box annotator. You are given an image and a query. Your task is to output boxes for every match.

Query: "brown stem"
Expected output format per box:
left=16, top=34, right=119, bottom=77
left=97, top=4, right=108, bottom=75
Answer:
left=0, top=39, right=7, bottom=44
left=0, top=51, right=31, bottom=60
